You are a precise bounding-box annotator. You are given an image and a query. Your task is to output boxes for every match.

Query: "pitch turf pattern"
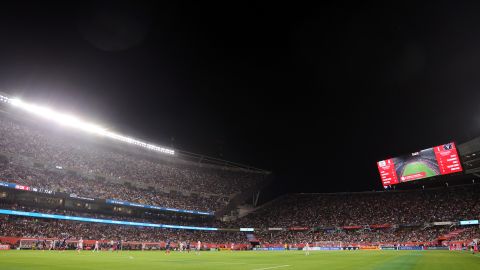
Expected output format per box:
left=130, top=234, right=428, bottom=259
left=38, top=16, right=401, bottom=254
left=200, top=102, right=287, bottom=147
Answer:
left=402, top=162, right=437, bottom=178
left=0, top=250, right=479, bottom=270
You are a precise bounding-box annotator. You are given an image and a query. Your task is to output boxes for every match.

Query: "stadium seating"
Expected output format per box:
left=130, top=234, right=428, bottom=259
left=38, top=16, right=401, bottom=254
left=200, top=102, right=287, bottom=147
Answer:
left=0, top=114, right=267, bottom=212
left=1, top=184, right=479, bottom=247
left=0, top=162, right=226, bottom=212
left=0, top=109, right=478, bottom=248
left=233, top=184, right=480, bottom=228
left=0, top=215, right=249, bottom=245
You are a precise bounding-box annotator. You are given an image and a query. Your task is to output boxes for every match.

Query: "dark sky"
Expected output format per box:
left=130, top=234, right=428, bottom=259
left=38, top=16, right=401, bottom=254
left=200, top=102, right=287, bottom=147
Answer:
left=1, top=1, right=480, bottom=193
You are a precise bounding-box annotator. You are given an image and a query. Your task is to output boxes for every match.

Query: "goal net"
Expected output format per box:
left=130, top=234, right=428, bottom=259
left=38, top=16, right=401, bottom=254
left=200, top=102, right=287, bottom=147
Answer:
left=19, top=239, right=54, bottom=250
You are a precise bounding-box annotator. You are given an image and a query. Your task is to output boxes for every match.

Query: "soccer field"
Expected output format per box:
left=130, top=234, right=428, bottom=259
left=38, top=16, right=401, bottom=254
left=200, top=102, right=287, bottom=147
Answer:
left=0, top=250, right=479, bottom=270
left=402, top=162, right=437, bottom=178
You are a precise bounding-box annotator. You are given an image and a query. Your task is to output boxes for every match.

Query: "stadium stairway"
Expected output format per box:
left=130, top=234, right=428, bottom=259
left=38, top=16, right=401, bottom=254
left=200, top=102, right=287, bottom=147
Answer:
left=216, top=174, right=273, bottom=219
left=438, top=229, right=467, bottom=241
left=237, top=204, right=256, bottom=218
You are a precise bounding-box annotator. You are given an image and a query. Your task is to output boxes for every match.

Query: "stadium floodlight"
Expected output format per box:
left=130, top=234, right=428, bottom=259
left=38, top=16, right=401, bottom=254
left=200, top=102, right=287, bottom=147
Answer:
left=9, top=98, right=107, bottom=134
left=2, top=95, right=174, bottom=155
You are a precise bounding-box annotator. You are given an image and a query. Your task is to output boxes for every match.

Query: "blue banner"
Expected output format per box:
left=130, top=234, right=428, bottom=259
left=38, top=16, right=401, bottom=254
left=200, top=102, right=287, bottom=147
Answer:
left=253, top=248, right=285, bottom=251
left=397, top=246, right=423, bottom=250
left=105, top=199, right=214, bottom=216
left=0, top=181, right=16, bottom=188
left=311, top=247, right=342, bottom=251
left=426, top=246, right=449, bottom=250
left=0, top=209, right=218, bottom=231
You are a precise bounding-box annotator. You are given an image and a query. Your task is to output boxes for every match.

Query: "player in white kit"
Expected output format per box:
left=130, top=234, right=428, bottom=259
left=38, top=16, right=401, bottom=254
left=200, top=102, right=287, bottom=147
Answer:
left=304, top=242, right=310, bottom=256
left=93, top=240, right=99, bottom=252
left=77, top=238, right=83, bottom=253
left=196, top=241, right=201, bottom=255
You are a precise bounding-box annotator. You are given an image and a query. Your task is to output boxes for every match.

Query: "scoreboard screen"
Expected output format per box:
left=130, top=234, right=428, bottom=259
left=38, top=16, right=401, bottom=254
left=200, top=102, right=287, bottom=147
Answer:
left=377, top=142, right=462, bottom=188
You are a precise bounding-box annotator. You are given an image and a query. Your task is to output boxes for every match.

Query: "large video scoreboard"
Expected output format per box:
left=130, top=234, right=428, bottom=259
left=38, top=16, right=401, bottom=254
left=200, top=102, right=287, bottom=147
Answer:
left=377, top=142, right=462, bottom=188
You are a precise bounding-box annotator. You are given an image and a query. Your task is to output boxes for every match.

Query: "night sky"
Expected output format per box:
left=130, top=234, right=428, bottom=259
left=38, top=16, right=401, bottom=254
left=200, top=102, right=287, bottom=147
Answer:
left=1, top=1, right=480, bottom=193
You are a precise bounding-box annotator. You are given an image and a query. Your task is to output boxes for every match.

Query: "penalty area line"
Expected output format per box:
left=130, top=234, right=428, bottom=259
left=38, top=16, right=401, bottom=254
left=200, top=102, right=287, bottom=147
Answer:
left=252, top=265, right=291, bottom=270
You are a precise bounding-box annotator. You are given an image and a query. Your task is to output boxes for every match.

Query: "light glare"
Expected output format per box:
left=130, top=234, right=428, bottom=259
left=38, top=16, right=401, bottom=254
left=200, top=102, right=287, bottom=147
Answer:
left=2, top=95, right=174, bottom=155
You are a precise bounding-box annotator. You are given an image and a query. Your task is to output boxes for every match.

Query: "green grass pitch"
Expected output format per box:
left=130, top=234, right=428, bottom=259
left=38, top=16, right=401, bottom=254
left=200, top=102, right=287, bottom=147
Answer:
left=402, top=162, right=437, bottom=178
left=0, top=250, right=479, bottom=270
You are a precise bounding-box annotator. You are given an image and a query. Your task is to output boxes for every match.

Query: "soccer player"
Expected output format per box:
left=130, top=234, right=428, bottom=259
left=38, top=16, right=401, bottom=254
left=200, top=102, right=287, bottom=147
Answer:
left=60, top=238, right=67, bottom=252
left=77, top=238, right=83, bottom=253
left=116, top=240, right=122, bottom=252
left=231, top=243, right=234, bottom=251
left=186, top=241, right=191, bottom=253
left=165, top=240, right=171, bottom=255
left=304, top=242, right=310, bottom=256
left=93, top=240, right=99, bottom=252
left=110, top=240, right=115, bottom=252
left=196, top=241, right=201, bottom=255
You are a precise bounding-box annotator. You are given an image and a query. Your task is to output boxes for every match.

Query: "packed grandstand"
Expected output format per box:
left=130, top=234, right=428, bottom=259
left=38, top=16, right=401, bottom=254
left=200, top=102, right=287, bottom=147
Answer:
left=0, top=95, right=479, bottom=251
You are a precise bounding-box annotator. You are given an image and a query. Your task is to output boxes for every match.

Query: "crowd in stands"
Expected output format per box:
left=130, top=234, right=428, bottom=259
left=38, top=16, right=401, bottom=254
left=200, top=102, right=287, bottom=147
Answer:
left=449, top=227, right=480, bottom=242
left=0, top=162, right=226, bottom=212
left=0, top=215, right=249, bottom=245
left=233, top=184, right=480, bottom=229
left=0, top=204, right=220, bottom=227
left=0, top=183, right=479, bottom=246
left=0, top=110, right=478, bottom=247
left=256, top=227, right=460, bottom=245
left=0, top=213, right=477, bottom=247
left=0, top=115, right=265, bottom=197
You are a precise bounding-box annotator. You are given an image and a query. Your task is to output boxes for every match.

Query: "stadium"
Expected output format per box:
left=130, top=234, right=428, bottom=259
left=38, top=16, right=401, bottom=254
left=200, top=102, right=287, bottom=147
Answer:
left=0, top=94, right=479, bottom=268
left=1, top=2, right=480, bottom=270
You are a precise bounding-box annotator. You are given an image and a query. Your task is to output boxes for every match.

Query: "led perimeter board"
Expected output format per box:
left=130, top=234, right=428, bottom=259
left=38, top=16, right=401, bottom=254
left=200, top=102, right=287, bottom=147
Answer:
left=377, top=142, right=462, bottom=188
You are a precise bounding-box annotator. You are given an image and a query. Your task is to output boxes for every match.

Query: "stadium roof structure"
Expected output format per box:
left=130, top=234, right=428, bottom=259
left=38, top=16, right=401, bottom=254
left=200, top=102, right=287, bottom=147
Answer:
left=458, top=137, right=480, bottom=176
left=0, top=92, right=269, bottom=174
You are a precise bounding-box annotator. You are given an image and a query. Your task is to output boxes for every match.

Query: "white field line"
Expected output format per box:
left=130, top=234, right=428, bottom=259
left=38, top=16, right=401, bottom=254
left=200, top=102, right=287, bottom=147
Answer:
left=118, top=256, right=278, bottom=266
left=252, top=265, right=291, bottom=270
